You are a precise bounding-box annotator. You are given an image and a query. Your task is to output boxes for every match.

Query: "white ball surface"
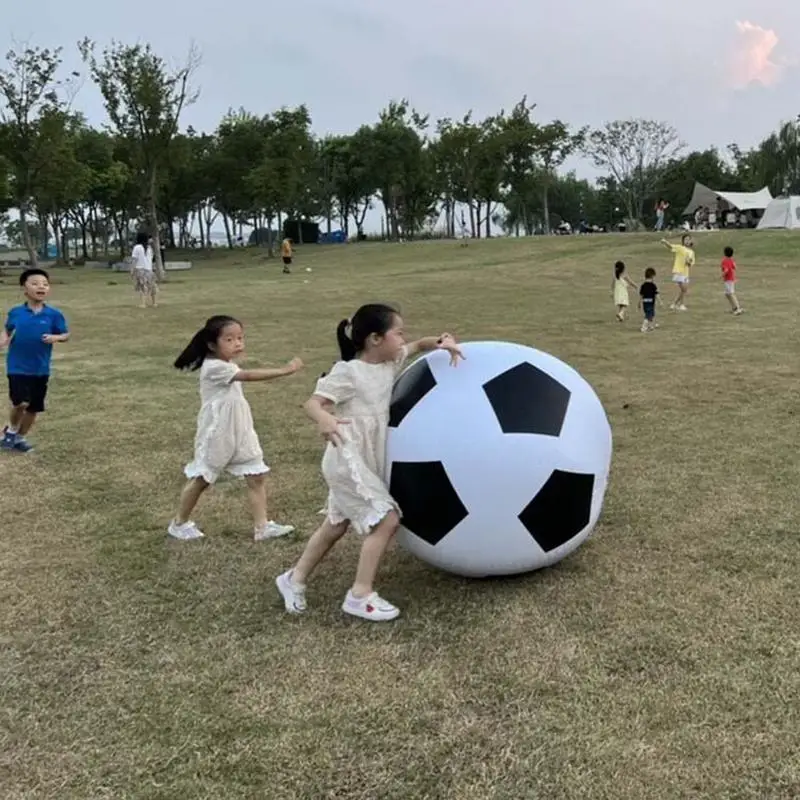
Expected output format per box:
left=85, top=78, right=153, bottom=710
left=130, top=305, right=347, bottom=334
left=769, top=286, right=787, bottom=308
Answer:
left=385, top=341, right=612, bottom=577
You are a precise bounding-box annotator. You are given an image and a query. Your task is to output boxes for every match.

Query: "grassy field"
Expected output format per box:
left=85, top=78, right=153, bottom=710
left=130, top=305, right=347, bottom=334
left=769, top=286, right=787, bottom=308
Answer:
left=1, top=230, right=799, bottom=799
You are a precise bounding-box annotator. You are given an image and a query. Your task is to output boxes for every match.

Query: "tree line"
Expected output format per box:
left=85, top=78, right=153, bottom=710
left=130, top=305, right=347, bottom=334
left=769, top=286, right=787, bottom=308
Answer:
left=1, top=41, right=799, bottom=274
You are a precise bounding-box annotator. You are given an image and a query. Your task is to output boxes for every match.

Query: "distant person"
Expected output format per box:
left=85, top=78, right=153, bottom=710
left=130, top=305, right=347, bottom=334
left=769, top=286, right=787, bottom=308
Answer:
left=458, top=212, right=469, bottom=245
left=168, top=315, right=304, bottom=541
left=638, top=267, right=662, bottom=333
left=0, top=268, right=70, bottom=453
left=611, top=260, right=637, bottom=322
left=660, top=233, right=695, bottom=311
left=130, top=231, right=157, bottom=308
left=281, top=237, right=293, bottom=273
left=721, top=246, right=744, bottom=315
left=654, top=199, right=669, bottom=231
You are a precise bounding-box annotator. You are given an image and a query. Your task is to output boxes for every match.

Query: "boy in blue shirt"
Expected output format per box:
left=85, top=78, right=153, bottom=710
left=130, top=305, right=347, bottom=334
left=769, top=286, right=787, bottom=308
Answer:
left=0, top=268, right=69, bottom=453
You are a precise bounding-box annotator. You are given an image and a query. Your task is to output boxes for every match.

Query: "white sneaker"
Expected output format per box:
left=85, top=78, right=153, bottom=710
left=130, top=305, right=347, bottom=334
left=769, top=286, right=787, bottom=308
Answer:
left=168, top=520, right=205, bottom=540
left=734, top=307, right=744, bottom=315
left=342, top=590, right=400, bottom=622
left=254, top=520, right=295, bottom=541
left=677, top=304, right=688, bottom=311
left=276, top=569, right=307, bottom=613
left=669, top=303, right=677, bottom=310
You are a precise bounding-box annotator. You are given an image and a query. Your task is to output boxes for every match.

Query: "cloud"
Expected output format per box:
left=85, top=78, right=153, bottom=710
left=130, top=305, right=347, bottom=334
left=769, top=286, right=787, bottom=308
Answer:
left=730, top=20, right=784, bottom=88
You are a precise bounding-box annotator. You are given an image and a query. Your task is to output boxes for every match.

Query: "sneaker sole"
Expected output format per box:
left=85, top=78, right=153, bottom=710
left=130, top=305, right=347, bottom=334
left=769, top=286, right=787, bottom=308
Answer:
left=342, top=604, right=400, bottom=622
left=255, top=526, right=295, bottom=541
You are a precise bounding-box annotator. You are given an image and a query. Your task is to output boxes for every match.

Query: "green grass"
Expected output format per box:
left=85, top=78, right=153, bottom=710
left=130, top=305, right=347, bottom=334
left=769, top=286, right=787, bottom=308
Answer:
left=2, top=230, right=799, bottom=799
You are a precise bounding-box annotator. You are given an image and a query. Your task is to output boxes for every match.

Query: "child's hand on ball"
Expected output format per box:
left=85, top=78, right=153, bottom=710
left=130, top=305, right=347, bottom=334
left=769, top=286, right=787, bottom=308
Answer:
left=437, top=333, right=464, bottom=367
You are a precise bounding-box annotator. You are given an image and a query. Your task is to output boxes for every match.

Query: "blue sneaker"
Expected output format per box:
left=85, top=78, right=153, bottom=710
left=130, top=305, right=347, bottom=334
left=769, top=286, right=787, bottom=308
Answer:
left=0, top=428, right=16, bottom=450
left=12, top=436, right=34, bottom=453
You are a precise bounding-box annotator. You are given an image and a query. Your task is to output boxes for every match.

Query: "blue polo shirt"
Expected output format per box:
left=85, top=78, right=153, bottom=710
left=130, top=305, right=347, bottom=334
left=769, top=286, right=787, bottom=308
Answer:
left=4, top=303, right=69, bottom=376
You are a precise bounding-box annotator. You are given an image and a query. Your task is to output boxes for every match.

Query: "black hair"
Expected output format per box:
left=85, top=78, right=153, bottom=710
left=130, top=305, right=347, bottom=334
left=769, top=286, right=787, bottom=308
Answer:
left=19, top=267, right=50, bottom=286
left=614, top=261, right=626, bottom=279
left=135, top=231, right=149, bottom=247
left=336, top=303, right=399, bottom=361
left=174, top=315, right=242, bottom=371
left=644, top=267, right=656, bottom=279
left=724, top=246, right=734, bottom=257
left=681, top=233, right=692, bottom=245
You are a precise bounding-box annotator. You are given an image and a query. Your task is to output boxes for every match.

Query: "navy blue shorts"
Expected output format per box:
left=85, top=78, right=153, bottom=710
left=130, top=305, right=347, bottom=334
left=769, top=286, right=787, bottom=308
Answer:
left=642, top=301, right=655, bottom=321
left=8, top=374, right=49, bottom=413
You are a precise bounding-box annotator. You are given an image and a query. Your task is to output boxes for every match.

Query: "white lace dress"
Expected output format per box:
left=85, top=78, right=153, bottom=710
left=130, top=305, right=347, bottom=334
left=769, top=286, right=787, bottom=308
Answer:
left=313, top=348, right=408, bottom=535
left=184, top=358, right=269, bottom=484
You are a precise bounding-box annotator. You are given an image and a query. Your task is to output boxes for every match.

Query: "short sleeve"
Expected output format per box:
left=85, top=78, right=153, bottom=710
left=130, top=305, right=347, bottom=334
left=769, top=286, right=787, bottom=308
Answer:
left=202, top=358, right=240, bottom=386
left=314, top=361, right=355, bottom=404
left=51, top=310, right=68, bottom=335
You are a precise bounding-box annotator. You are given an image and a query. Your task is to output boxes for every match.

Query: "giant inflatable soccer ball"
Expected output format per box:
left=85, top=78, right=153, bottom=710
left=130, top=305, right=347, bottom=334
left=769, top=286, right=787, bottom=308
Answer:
left=385, top=341, right=612, bottom=577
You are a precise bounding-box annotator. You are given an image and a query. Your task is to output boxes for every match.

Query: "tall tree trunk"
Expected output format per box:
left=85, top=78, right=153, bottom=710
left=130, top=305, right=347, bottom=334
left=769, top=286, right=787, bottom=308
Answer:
left=222, top=213, right=233, bottom=248
left=542, top=186, right=551, bottom=234
left=146, top=167, right=165, bottom=279
left=485, top=205, right=491, bottom=239
left=18, top=202, right=38, bottom=267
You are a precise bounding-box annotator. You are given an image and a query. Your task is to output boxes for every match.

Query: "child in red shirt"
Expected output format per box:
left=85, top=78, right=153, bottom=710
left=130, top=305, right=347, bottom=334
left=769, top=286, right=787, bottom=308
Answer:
left=721, top=246, right=743, bottom=315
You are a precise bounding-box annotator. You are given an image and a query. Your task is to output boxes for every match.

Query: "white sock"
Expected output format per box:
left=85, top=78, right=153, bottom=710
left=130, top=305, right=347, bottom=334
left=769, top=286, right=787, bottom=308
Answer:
left=6, top=424, right=19, bottom=434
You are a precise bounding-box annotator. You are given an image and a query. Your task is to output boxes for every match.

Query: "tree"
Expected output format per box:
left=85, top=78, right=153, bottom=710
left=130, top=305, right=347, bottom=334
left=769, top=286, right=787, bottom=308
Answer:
left=79, top=38, right=199, bottom=276
left=0, top=45, right=78, bottom=265
left=583, top=119, right=684, bottom=226
left=534, top=121, right=586, bottom=233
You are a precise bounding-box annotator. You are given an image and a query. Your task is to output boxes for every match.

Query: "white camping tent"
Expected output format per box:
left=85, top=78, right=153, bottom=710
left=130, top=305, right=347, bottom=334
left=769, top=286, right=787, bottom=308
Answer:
left=682, top=182, right=772, bottom=215
left=756, top=196, right=800, bottom=230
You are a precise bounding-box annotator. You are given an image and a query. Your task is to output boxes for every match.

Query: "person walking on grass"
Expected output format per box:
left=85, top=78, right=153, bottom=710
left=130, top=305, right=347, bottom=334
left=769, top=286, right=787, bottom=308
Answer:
left=275, top=303, right=464, bottom=622
left=167, top=315, right=304, bottom=541
left=612, top=260, right=638, bottom=321
left=281, top=237, right=293, bottom=273
left=131, top=231, right=158, bottom=308
left=660, top=233, right=695, bottom=311
left=721, top=246, right=744, bottom=315
left=638, top=267, right=663, bottom=333
left=0, top=268, right=69, bottom=454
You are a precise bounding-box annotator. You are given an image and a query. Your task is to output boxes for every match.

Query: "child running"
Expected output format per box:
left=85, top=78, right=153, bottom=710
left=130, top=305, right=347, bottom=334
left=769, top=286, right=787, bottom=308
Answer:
left=721, top=246, right=744, bottom=315
left=168, top=315, right=304, bottom=541
left=638, top=268, right=661, bottom=332
left=612, top=260, right=638, bottom=321
left=281, top=237, right=293, bottom=274
left=0, top=268, right=69, bottom=453
left=660, top=234, right=695, bottom=311
left=275, top=303, right=464, bottom=622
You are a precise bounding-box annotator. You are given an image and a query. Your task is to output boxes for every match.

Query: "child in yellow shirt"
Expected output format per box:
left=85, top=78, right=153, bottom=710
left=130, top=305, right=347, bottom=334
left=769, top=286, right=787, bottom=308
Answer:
left=281, top=238, right=292, bottom=274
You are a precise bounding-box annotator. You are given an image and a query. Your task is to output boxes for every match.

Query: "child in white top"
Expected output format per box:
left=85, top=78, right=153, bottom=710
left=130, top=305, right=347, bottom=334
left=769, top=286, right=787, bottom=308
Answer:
left=130, top=231, right=157, bottom=308
left=276, top=303, right=464, bottom=622
left=168, top=314, right=304, bottom=541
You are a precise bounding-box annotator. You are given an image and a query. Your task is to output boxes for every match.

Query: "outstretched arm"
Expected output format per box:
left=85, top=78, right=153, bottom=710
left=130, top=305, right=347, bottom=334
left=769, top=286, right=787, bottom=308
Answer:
left=406, top=333, right=464, bottom=366
left=234, top=357, right=304, bottom=382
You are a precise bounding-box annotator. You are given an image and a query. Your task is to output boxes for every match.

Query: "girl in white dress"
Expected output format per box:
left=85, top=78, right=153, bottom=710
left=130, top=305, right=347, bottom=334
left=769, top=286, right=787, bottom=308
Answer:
left=168, top=315, right=304, bottom=541
left=276, top=304, right=463, bottom=622
left=130, top=231, right=157, bottom=308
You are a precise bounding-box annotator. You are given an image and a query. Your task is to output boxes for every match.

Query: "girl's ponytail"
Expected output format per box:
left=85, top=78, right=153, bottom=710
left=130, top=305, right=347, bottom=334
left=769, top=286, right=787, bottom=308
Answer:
left=336, top=318, right=357, bottom=361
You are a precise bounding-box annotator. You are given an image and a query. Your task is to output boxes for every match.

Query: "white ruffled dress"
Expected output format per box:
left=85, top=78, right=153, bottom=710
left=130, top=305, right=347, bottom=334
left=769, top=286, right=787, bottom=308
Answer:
left=184, top=358, right=269, bottom=484
left=313, top=348, right=408, bottom=535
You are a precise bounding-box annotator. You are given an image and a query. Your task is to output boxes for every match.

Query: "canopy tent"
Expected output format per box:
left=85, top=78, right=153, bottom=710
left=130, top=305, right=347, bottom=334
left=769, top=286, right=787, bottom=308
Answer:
left=756, top=196, right=800, bottom=230
left=682, top=182, right=772, bottom=215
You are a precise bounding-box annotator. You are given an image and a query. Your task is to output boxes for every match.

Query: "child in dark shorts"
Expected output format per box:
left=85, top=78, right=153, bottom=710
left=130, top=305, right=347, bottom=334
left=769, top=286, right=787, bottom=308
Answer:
left=0, top=268, right=69, bottom=453
left=638, top=267, right=660, bottom=333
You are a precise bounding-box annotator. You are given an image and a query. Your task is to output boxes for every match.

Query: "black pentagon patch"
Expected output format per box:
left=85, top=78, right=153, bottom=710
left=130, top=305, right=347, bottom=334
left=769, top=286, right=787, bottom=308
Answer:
left=518, top=470, right=594, bottom=552
left=389, top=358, right=437, bottom=428
left=389, top=461, right=468, bottom=546
left=482, top=362, right=570, bottom=436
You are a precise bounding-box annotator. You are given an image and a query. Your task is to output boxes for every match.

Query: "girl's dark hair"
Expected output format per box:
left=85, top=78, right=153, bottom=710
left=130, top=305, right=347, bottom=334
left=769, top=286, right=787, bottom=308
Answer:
left=724, top=246, right=734, bottom=257
left=681, top=234, right=692, bottom=245
left=614, top=260, right=625, bottom=279
left=336, top=304, right=399, bottom=361
left=174, top=315, right=241, bottom=371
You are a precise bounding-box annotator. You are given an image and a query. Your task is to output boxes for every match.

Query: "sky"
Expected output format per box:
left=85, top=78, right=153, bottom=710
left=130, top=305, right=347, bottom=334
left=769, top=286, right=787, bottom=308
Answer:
left=4, top=0, right=800, bottom=233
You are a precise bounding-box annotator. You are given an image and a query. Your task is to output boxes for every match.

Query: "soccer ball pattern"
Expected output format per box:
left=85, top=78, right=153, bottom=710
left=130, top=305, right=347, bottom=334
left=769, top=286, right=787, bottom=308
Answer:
left=386, top=341, right=613, bottom=577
